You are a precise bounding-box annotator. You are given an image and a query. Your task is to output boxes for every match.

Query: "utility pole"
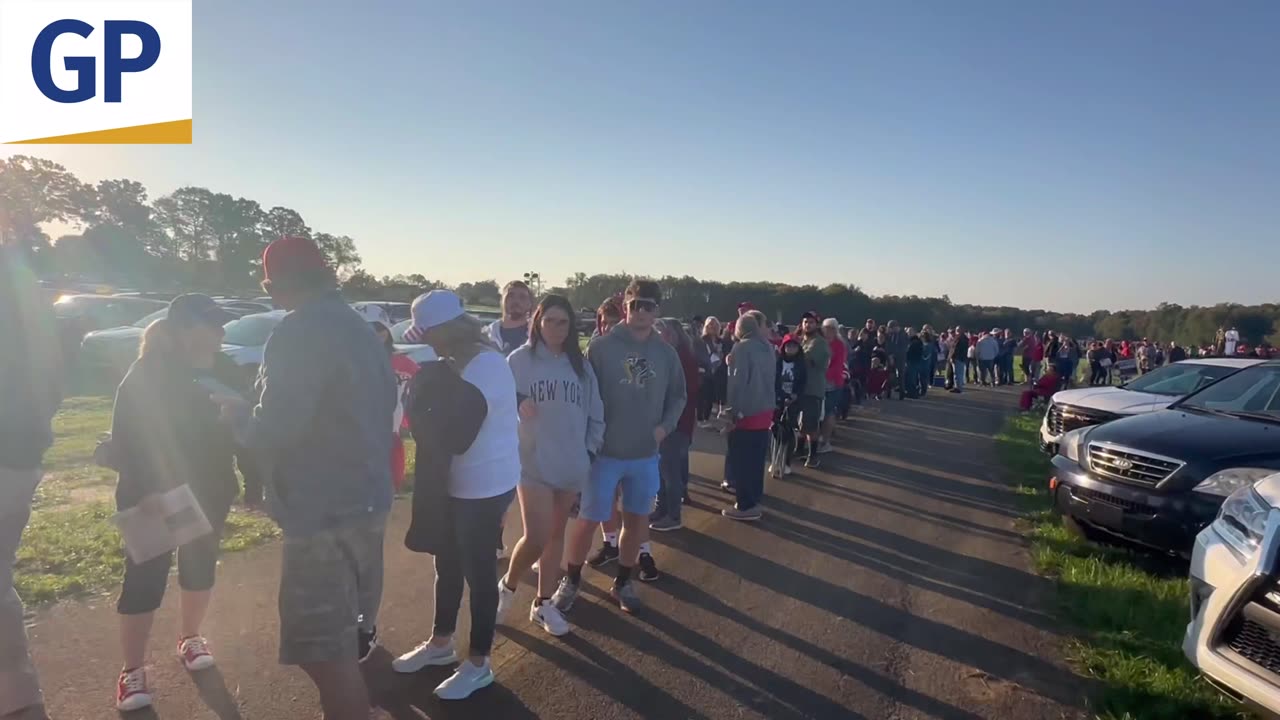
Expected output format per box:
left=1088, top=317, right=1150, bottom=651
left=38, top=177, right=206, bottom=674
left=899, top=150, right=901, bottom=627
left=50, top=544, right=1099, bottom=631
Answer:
left=523, top=271, right=542, bottom=296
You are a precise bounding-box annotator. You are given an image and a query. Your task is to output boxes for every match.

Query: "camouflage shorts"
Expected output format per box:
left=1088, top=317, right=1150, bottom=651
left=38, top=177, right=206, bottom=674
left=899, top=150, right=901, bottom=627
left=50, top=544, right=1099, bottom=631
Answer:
left=278, top=512, right=387, bottom=665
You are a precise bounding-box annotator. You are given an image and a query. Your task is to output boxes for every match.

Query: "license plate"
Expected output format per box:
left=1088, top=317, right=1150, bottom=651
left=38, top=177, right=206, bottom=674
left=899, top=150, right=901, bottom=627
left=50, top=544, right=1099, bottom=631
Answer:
left=1084, top=500, right=1125, bottom=528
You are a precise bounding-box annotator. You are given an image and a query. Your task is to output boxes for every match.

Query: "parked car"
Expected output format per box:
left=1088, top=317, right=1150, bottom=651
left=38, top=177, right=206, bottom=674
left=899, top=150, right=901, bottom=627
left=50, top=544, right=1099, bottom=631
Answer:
left=80, top=301, right=273, bottom=379
left=1050, top=361, right=1280, bottom=556
left=1184, top=472, right=1280, bottom=718
left=53, top=295, right=168, bottom=362
left=352, top=301, right=411, bottom=324
left=1040, top=358, right=1263, bottom=454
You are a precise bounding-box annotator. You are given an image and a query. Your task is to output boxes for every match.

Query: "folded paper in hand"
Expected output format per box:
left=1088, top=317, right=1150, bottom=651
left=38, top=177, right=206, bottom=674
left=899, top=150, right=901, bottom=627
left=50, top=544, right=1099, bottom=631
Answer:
left=112, top=484, right=213, bottom=564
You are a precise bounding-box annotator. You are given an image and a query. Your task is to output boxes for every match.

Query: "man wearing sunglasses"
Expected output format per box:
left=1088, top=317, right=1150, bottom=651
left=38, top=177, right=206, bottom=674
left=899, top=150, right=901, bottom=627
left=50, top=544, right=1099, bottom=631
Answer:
left=556, top=280, right=686, bottom=615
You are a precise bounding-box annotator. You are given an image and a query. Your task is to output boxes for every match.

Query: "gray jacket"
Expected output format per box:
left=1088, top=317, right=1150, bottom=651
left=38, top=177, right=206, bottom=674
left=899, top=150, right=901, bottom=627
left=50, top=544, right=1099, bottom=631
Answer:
left=507, top=342, right=605, bottom=490
left=0, top=247, right=63, bottom=470
left=587, top=324, right=686, bottom=460
left=232, top=291, right=396, bottom=537
left=726, top=334, right=776, bottom=419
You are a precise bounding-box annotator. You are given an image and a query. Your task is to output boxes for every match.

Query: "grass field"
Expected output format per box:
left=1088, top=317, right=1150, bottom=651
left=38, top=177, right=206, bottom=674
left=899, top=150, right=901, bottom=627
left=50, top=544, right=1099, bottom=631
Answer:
left=18, top=395, right=279, bottom=604
left=995, top=414, right=1249, bottom=720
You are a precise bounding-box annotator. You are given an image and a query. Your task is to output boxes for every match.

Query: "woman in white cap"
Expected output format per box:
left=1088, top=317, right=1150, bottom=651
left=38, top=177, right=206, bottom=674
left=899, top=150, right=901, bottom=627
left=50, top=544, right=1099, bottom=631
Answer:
left=393, top=290, right=518, bottom=701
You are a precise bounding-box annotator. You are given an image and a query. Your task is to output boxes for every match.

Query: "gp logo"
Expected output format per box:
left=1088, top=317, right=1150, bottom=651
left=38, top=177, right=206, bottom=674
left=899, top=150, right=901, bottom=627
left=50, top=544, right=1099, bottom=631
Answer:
left=0, top=0, right=192, bottom=144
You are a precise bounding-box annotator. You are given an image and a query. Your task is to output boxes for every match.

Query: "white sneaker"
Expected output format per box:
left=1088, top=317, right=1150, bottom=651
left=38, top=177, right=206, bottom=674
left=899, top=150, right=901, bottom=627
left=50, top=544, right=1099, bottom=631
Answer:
left=767, top=463, right=778, bottom=477
left=530, top=599, right=571, bottom=637
left=782, top=465, right=793, bottom=476
left=116, top=667, right=152, bottom=711
left=392, top=640, right=458, bottom=673
left=496, top=579, right=517, bottom=622
left=434, top=659, right=494, bottom=700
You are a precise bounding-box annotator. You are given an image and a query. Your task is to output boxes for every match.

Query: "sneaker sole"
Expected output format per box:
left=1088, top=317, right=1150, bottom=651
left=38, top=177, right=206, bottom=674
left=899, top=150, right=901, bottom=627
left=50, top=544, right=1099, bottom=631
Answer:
left=724, top=513, right=763, bottom=522
left=638, top=572, right=660, bottom=583
left=587, top=555, right=618, bottom=568
left=393, top=651, right=459, bottom=673
left=648, top=523, right=683, bottom=533
left=531, top=614, right=572, bottom=637
left=435, top=671, right=494, bottom=701
left=181, top=655, right=216, bottom=672
left=117, top=695, right=153, bottom=712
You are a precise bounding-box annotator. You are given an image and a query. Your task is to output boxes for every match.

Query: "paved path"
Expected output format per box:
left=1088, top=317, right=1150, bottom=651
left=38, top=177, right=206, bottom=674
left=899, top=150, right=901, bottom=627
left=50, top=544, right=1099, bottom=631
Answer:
left=27, top=386, right=1089, bottom=719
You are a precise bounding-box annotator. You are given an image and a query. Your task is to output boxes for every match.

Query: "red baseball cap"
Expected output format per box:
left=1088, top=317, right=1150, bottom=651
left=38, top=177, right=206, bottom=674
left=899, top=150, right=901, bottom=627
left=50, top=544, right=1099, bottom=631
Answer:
left=262, top=235, right=327, bottom=282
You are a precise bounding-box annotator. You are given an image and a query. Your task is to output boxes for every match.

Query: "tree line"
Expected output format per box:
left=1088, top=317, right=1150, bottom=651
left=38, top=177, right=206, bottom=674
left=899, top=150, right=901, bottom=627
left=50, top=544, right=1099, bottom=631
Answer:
left=3, top=155, right=1274, bottom=346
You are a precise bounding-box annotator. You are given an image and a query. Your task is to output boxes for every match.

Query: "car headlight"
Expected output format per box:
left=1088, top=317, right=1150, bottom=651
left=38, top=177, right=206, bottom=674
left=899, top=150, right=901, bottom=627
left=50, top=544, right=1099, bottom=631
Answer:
left=1057, top=427, right=1089, bottom=464
left=1212, top=486, right=1271, bottom=560
left=1193, top=467, right=1276, bottom=498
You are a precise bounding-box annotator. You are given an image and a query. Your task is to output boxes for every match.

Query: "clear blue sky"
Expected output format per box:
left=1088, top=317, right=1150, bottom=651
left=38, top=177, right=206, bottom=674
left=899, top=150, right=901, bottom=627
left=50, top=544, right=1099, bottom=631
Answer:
left=7, top=0, right=1278, bottom=314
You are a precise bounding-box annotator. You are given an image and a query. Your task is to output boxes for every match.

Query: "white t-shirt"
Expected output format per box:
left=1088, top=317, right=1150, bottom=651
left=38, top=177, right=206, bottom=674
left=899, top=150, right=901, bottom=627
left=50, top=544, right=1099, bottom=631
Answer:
left=450, top=351, right=521, bottom=499
left=1225, top=330, right=1240, bottom=355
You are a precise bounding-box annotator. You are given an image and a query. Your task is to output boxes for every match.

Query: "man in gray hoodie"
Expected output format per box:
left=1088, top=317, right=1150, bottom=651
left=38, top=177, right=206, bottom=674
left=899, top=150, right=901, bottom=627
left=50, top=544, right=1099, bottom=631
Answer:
left=0, top=235, right=62, bottom=720
left=557, top=279, right=685, bottom=615
left=723, top=314, right=776, bottom=520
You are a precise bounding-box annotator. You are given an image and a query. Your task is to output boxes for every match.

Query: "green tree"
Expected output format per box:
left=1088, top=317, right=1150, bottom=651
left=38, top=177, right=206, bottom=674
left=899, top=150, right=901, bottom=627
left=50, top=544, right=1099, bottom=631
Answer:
left=0, top=155, right=95, bottom=262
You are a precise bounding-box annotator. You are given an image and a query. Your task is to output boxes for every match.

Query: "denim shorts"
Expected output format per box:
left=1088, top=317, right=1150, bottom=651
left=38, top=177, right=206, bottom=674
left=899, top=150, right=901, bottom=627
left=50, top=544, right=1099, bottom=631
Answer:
left=579, top=455, right=660, bottom=521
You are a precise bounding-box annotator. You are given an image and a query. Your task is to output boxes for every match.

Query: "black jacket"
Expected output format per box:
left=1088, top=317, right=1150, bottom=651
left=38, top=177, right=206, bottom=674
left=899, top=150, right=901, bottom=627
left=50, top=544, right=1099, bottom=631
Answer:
left=775, top=352, right=808, bottom=405
left=949, top=335, right=970, bottom=362
left=110, top=354, right=240, bottom=511
left=906, top=336, right=924, bottom=363
left=404, top=360, right=488, bottom=555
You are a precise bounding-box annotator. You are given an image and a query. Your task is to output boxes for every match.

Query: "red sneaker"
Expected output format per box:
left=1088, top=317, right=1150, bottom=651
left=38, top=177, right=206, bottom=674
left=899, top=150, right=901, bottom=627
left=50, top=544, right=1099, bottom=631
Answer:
left=116, top=667, right=152, bottom=711
left=178, top=635, right=215, bottom=671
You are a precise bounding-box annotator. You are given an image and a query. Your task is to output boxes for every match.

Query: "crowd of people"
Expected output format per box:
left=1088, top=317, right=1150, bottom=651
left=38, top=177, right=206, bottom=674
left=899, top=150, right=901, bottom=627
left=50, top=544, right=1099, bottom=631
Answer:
left=2, top=229, right=1275, bottom=719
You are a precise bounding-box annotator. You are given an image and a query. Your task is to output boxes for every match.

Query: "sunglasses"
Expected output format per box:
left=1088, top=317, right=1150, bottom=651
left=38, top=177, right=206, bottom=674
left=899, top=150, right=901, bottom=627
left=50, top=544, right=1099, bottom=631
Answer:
left=627, top=299, right=659, bottom=313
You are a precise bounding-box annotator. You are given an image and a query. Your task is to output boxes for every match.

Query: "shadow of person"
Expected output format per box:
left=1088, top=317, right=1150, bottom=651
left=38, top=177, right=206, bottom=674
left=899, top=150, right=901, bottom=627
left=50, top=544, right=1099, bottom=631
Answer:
left=189, top=667, right=244, bottom=720
left=361, top=647, right=539, bottom=720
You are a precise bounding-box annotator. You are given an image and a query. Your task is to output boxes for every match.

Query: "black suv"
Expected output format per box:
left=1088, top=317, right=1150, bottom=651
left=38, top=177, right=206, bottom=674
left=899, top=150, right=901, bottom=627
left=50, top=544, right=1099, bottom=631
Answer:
left=1049, top=361, right=1280, bottom=555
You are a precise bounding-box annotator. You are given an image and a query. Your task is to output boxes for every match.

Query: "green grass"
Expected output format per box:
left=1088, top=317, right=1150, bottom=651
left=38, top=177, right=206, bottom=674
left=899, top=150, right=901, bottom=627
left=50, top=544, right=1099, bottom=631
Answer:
left=995, top=414, right=1250, bottom=720
left=17, top=396, right=282, bottom=604
left=16, top=503, right=279, bottom=604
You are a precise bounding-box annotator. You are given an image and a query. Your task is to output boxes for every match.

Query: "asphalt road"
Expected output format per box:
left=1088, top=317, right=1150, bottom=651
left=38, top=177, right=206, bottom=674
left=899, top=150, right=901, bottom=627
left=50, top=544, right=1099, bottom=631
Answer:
left=26, top=385, right=1089, bottom=719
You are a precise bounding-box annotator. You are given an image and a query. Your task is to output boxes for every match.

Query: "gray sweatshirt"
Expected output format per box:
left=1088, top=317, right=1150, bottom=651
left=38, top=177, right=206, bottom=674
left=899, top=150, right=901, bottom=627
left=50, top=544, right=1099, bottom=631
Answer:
left=507, top=342, right=605, bottom=491
left=587, top=324, right=687, bottom=460
left=726, top=334, right=776, bottom=419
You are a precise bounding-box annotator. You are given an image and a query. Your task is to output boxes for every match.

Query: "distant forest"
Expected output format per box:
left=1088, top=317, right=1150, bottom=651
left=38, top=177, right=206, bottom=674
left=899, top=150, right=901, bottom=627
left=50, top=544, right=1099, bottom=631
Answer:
left=3, top=155, right=1275, bottom=347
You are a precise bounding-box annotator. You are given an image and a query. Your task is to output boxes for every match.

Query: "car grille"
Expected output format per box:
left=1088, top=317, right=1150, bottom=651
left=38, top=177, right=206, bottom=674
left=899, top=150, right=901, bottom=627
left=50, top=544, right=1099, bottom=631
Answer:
left=1086, top=444, right=1183, bottom=487
left=1224, top=614, right=1280, bottom=676
left=1071, top=486, right=1157, bottom=515
left=1047, top=403, right=1118, bottom=435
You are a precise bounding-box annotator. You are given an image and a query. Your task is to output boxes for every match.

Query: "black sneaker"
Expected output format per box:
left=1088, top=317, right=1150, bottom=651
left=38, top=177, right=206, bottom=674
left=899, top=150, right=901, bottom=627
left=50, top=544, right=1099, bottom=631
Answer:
left=587, top=541, right=619, bottom=567
left=357, top=627, right=378, bottom=663
left=638, top=552, right=660, bottom=582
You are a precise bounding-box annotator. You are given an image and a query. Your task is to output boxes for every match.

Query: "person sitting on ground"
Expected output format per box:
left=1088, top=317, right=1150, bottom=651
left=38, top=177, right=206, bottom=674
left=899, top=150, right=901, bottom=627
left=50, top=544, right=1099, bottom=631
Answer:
left=1020, top=363, right=1060, bottom=412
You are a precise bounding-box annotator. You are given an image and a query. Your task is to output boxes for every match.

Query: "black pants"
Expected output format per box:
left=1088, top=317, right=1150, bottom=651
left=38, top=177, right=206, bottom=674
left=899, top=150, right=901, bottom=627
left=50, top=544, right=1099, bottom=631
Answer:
left=727, top=429, right=769, bottom=511
left=1090, top=362, right=1107, bottom=385
left=117, top=496, right=231, bottom=615
left=698, top=377, right=716, bottom=422
left=434, top=489, right=514, bottom=656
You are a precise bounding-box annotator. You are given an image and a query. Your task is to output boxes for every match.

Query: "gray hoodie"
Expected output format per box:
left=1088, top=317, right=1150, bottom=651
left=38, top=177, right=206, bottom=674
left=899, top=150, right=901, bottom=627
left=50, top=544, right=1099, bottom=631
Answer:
left=726, top=322, right=777, bottom=419
left=587, top=323, right=687, bottom=460
left=507, top=342, right=605, bottom=491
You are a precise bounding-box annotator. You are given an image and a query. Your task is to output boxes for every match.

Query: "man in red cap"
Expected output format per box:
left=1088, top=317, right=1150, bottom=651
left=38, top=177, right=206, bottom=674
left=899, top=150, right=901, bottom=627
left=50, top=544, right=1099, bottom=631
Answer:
left=219, top=236, right=396, bottom=720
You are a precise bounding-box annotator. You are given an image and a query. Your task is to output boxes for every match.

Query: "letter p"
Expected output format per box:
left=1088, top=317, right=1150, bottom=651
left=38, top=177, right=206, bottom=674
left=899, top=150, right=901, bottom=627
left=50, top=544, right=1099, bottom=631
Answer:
left=103, top=20, right=160, bottom=103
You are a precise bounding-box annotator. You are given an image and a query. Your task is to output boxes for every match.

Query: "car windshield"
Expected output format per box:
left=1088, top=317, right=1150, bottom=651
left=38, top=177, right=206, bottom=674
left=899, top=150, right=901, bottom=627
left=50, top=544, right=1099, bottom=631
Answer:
left=1174, top=364, right=1280, bottom=420
left=132, top=309, right=169, bottom=328
left=1122, top=363, right=1242, bottom=396
left=222, top=314, right=282, bottom=346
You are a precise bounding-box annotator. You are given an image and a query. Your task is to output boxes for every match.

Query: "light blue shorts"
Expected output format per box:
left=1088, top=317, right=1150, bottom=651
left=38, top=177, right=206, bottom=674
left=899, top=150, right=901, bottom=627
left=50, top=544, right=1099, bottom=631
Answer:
left=579, top=455, right=660, bottom=522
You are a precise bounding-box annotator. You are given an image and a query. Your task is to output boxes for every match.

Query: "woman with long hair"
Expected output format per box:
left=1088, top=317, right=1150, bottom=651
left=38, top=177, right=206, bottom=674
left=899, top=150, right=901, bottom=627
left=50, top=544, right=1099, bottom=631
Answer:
left=500, top=295, right=604, bottom=637
left=105, top=295, right=240, bottom=711
left=394, top=291, right=519, bottom=700
left=650, top=318, right=699, bottom=532
left=698, top=317, right=725, bottom=425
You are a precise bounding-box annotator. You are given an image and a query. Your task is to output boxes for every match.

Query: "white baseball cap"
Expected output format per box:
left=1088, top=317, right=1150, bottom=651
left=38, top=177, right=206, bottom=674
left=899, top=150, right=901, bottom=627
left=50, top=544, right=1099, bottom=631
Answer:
left=410, top=289, right=465, bottom=332
left=354, top=303, right=391, bottom=328
left=822, top=317, right=839, bottom=329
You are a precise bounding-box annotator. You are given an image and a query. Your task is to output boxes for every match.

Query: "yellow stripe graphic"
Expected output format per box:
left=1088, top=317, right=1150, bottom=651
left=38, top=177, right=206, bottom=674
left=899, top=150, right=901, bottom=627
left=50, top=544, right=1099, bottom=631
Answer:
left=7, top=119, right=192, bottom=144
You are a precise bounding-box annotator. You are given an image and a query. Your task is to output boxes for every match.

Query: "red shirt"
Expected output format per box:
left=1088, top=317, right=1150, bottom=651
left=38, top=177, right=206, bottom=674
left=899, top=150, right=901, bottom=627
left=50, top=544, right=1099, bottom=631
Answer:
left=827, top=337, right=847, bottom=387
left=736, top=409, right=773, bottom=431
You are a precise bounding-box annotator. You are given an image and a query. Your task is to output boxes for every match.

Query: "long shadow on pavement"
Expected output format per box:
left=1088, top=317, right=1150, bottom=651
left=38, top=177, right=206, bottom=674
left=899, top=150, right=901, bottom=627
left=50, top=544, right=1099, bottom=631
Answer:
left=119, top=667, right=243, bottom=720
left=647, top=574, right=989, bottom=720
left=570, top=586, right=863, bottom=720
left=362, top=648, right=539, bottom=720
left=660, top=527, right=1095, bottom=709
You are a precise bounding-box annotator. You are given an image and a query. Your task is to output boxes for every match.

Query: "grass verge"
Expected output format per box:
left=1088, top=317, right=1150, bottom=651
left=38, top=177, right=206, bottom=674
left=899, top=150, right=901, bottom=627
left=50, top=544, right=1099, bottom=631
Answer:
left=995, top=413, right=1250, bottom=720
left=16, top=504, right=280, bottom=605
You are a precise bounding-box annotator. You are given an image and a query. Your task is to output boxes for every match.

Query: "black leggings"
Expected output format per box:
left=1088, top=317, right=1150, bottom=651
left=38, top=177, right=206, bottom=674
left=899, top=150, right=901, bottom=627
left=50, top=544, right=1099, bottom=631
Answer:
left=117, top=498, right=231, bottom=615
left=434, top=489, right=515, bottom=656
